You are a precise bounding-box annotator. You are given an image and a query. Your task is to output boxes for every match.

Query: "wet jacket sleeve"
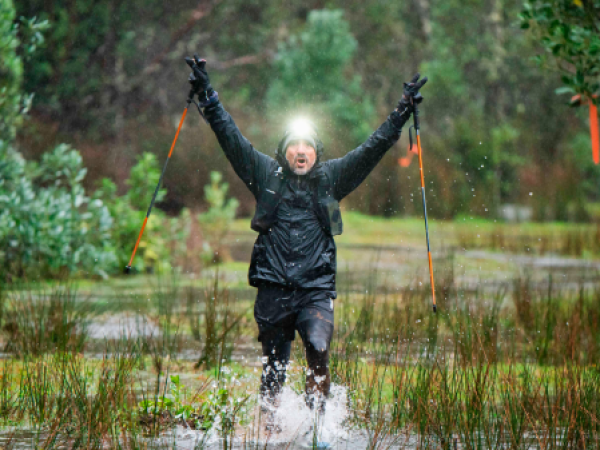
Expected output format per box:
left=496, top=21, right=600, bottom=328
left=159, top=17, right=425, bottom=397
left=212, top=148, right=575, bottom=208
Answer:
left=326, top=110, right=410, bottom=201
left=203, top=102, right=274, bottom=198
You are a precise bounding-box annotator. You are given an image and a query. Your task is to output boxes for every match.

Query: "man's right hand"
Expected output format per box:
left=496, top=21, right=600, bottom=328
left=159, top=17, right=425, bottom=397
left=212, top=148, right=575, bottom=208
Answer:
left=396, top=73, right=428, bottom=113
left=185, top=55, right=214, bottom=98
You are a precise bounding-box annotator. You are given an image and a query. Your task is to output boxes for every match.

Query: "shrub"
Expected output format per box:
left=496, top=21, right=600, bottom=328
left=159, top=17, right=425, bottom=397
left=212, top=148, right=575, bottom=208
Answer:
left=197, top=171, right=239, bottom=265
left=0, top=143, right=115, bottom=279
left=94, top=152, right=172, bottom=274
left=0, top=0, right=107, bottom=280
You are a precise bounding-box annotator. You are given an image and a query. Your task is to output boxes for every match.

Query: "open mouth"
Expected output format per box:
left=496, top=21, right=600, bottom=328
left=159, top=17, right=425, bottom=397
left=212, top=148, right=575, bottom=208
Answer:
left=296, top=157, right=306, bottom=165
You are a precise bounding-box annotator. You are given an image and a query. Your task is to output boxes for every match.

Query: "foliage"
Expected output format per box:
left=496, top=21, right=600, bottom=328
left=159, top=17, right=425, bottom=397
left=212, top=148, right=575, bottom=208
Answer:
left=94, top=152, right=167, bottom=274
left=0, top=0, right=47, bottom=142
left=267, top=9, right=375, bottom=144
left=127, top=152, right=166, bottom=211
left=0, top=0, right=110, bottom=280
left=0, top=0, right=23, bottom=142
left=0, top=267, right=599, bottom=446
left=11, top=0, right=598, bottom=221
left=138, top=372, right=248, bottom=437
left=0, top=143, right=115, bottom=279
left=199, top=374, right=249, bottom=440
left=197, top=171, right=239, bottom=265
left=520, top=0, right=600, bottom=100
left=138, top=374, right=208, bottom=430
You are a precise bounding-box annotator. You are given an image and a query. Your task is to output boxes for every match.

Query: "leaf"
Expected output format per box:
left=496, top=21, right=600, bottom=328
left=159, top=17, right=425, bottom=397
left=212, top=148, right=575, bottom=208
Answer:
left=555, top=86, right=576, bottom=95
left=552, top=44, right=562, bottom=55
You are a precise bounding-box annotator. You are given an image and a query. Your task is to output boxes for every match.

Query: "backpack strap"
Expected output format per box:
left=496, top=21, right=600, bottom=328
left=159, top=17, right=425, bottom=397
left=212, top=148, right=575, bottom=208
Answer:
left=250, top=166, right=286, bottom=233
left=312, top=169, right=343, bottom=236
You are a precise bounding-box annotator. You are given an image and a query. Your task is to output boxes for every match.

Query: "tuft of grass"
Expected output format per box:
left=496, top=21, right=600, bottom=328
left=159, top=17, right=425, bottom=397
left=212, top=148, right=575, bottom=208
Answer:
left=1, top=283, right=90, bottom=356
left=187, top=271, right=248, bottom=371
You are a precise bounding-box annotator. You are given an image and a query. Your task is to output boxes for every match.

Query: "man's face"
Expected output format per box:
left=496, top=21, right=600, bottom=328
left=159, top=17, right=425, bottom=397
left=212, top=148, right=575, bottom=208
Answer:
left=285, top=140, right=317, bottom=175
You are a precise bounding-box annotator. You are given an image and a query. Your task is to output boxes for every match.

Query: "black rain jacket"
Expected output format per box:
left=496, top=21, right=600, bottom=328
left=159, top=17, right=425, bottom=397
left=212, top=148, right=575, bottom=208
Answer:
left=203, top=101, right=410, bottom=292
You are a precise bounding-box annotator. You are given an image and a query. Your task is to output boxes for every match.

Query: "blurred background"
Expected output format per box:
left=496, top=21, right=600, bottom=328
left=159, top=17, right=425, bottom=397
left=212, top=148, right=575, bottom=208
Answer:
left=2, top=0, right=600, bottom=278
left=2, top=3, right=600, bottom=445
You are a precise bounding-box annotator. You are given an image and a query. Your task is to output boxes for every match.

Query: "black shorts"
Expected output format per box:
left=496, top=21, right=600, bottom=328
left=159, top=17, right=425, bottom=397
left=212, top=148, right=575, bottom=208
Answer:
left=254, top=283, right=335, bottom=342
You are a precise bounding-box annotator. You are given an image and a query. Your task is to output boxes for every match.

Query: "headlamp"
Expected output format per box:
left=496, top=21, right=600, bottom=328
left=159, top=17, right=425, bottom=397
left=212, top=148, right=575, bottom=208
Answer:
left=282, top=118, right=318, bottom=151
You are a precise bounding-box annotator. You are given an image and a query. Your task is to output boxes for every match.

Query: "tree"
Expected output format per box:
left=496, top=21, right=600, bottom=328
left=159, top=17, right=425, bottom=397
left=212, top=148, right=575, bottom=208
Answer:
left=0, top=0, right=114, bottom=280
left=520, top=0, right=600, bottom=100
left=0, top=0, right=47, bottom=141
left=266, top=9, right=375, bottom=145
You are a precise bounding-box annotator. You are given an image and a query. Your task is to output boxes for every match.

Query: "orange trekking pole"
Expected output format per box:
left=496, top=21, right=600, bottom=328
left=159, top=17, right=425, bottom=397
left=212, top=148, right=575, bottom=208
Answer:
left=125, top=89, right=195, bottom=274
left=410, top=103, right=437, bottom=313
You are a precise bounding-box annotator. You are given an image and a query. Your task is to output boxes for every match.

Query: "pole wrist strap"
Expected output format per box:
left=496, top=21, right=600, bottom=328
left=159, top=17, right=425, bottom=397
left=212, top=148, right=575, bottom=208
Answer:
left=199, top=90, right=219, bottom=108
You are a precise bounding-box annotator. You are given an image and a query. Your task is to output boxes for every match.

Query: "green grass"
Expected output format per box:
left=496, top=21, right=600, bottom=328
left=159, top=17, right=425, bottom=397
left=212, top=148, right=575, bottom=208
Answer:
left=2, top=221, right=600, bottom=448
left=232, top=211, right=600, bottom=247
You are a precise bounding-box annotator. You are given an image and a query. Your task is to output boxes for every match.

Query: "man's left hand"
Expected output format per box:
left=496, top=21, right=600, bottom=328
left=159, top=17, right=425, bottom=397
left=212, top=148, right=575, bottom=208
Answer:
left=396, top=73, right=428, bottom=113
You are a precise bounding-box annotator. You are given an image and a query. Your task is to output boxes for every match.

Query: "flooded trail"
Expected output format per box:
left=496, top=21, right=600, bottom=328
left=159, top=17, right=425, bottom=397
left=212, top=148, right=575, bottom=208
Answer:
left=134, top=385, right=409, bottom=449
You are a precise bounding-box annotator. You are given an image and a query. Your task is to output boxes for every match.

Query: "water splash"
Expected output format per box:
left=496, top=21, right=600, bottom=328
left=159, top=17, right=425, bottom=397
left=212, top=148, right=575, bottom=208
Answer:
left=165, top=384, right=352, bottom=449
left=263, top=384, right=350, bottom=446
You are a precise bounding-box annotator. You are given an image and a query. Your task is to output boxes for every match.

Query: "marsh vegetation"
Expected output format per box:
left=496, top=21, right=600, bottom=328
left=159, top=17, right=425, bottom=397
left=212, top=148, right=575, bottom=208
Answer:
left=1, top=226, right=599, bottom=449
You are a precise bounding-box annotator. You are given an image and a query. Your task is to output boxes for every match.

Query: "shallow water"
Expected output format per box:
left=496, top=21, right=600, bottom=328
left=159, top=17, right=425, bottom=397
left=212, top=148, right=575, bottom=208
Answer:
left=88, top=314, right=161, bottom=339
left=0, top=384, right=406, bottom=449
left=155, top=385, right=362, bottom=449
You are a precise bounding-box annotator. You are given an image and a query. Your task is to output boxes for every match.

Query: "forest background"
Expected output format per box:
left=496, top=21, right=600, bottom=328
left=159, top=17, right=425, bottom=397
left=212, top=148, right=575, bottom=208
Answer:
left=3, top=0, right=600, bottom=278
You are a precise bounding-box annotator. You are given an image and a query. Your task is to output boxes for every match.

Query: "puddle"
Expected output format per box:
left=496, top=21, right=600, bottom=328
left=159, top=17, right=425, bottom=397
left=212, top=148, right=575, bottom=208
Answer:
left=465, top=250, right=600, bottom=270
left=88, top=314, right=161, bottom=339
left=138, top=384, right=377, bottom=449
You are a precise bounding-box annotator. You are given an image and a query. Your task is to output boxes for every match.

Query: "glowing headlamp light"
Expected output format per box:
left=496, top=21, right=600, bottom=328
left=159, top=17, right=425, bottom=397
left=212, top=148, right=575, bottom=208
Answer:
left=289, top=118, right=316, bottom=137
left=282, top=118, right=317, bottom=151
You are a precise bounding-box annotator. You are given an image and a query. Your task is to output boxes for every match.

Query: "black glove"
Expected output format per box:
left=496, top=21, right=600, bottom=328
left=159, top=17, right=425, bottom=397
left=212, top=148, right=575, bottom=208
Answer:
left=396, top=73, right=428, bottom=113
left=185, top=55, right=214, bottom=98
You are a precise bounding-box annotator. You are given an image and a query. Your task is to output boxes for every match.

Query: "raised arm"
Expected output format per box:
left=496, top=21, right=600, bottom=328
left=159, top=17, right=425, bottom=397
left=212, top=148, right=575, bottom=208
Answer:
left=327, top=109, right=410, bottom=200
left=186, top=56, right=273, bottom=198
left=203, top=101, right=274, bottom=197
left=327, top=74, right=428, bottom=201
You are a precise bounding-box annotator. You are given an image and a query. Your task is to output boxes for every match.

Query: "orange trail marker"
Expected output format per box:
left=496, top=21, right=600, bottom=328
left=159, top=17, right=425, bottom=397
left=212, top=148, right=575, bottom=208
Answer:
left=571, top=94, right=599, bottom=165
left=399, top=140, right=419, bottom=167
left=589, top=99, right=599, bottom=165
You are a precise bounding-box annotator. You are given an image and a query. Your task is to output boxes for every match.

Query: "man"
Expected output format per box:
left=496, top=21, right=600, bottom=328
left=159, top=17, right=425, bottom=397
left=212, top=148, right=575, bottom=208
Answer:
left=185, top=56, right=426, bottom=434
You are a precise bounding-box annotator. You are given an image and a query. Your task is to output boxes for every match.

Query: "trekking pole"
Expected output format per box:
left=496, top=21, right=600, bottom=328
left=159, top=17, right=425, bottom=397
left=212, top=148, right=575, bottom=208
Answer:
left=411, top=103, right=437, bottom=313
left=125, top=89, right=195, bottom=274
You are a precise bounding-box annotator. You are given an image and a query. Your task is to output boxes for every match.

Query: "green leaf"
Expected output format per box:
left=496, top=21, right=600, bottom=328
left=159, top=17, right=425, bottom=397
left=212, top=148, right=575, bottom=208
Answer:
left=555, top=86, right=576, bottom=95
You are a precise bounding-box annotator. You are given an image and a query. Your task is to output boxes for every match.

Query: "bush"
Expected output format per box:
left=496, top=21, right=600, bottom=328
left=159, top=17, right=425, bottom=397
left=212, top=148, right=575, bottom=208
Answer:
left=95, top=152, right=188, bottom=274
left=0, top=0, right=108, bottom=280
left=0, top=143, right=115, bottom=279
left=197, top=171, right=239, bottom=265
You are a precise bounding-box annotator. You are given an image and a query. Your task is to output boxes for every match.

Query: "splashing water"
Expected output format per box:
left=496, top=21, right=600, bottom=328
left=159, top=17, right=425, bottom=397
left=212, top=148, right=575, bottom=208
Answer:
left=163, top=384, right=354, bottom=449
left=261, top=384, right=350, bottom=446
